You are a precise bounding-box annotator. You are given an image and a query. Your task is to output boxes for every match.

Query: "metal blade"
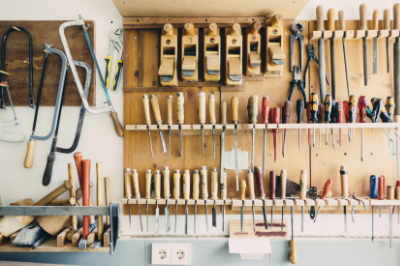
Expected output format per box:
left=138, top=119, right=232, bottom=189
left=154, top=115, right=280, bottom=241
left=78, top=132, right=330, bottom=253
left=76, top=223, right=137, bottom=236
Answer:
left=263, top=127, right=267, bottom=176
left=252, top=201, right=255, bottom=232
left=147, top=128, right=154, bottom=158
left=301, top=206, right=304, bottom=232
left=212, top=201, right=217, bottom=228
left=373, top=38, right=378, bottom=74
left=212, top=126, right=216, bottom=159
left=146, top=201, right=149, bottom=232
left=342, top=36, right=351, bottom=96
left=168, top=127, right=171, bottom=156
left=363, top=38, right=368, bottom=86
left=262, top=200, right=268, bottom=230
left=344, top=206, right=347, bottom=233
left=174, top=202, right=178, bottom=233
left=185, top=200, right=188, bottom=235
left=165, top=201, right=170, bottom=232
left=386, top=37, right=390, bottom=73
left=222, top=203, right=225, bottom=232
left=138, top=204, right=143, bottom=232
left=234, top=126, right=239, bottom=191
left=389, top=207, right=393, bottom=248
left=159, top=129, right=167, bottom=153
left=194, top=201, right=197, bottom=234
left=240, top=204, right=244, bottom=232
left=251, top=127, right=255, bottom=170
left=179, top=126, right=183, bottom=157
left=201, top=126, right=205, bottom=156
left=155, top=202, right=159, bottom=233
left=205, top=201, right=209, bottom=231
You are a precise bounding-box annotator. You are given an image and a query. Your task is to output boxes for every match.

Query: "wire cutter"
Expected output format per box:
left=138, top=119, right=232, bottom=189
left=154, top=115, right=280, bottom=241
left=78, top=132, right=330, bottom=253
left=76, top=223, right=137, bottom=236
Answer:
left=289, top=22, right=304, bottom=72
left=303, top=44, right=329, bottom=89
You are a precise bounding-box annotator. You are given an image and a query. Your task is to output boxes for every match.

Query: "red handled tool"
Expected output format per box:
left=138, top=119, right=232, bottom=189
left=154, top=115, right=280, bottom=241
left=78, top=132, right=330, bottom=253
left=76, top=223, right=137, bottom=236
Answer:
left=270, top=108, right=280, bottom=162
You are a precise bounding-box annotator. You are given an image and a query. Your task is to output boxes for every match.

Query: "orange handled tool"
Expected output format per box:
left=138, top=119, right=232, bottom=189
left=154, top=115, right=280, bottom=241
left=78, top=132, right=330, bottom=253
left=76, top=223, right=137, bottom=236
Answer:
left=321, top=178, right=333, bottom=199
left=82, top=159, right=91, bottom=239
left=74, top=152, right=83, bottom=190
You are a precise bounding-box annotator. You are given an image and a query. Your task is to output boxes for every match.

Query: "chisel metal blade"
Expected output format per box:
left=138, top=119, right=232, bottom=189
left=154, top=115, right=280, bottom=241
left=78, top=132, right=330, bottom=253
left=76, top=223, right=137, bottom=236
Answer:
left=155, top=201, right=160, bottom=233
left=212, top=201, right=217, bottom=228
left=234, top=125, right=239, bottom=191
left=262, top=200, right=268, bottom=230
left=194, top=201, right=197, bottom=234
left=252, top=201, right=256, bottom=232
left=159, top=128, right=167, bottom=153
left=363, top=37, right=368, bottom=86
left=138, top=205, right=143, bottom=232
left=165, top=201, right=170, bottom=232
left=205, top=200, right=209, bottom=231
left=373, top=37, right=378, bottom=74
left=185, top=200, right=188, bottom=235
left=240, top=202, right=244, bottom=232
left=174, top=202, right=178, bottom=233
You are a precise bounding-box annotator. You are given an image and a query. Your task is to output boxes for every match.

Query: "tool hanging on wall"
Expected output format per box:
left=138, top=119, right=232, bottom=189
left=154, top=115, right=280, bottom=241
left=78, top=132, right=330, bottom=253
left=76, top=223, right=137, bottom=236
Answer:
left=221, top=172, right=227, bottom=232
left=394, top=4, right=400, bottom=122
left=299, top=170, right=306, bottom=232
left=199, top=92, right=207, bottom=156
left=200, top=166, right=209, bottom=232
left=124, top=168, right=133, bottom=228
left=177, top=92, right=184, bottom=157
left=232, top=96, right=240, bottom=191
left=282, top=100, right=290, bottom=158
left=225, top=23, right=242, bottom=85
left=211, top=168, right=218, bottom=228
left=310, top=92, right=319, bottom=147
left=316, top=5, right=327, bottom=101
left=358, top=96, right=367, bottom=161
left=150, top=94, right=167, bottom=153
left=270, top=107, right=280, bottom=162
left=0, top=25, right=34, bottom=109
left=145, top=169, right=152, bottom=232
left=280, top=169, right=287, bottom=231
left=154, top=170, right=161, bottom=233
left=360, top=4, right=368, bottom=86
left=181, top=23, right=199, bottom=81
left=324, top=94, right=332, bottom=146
left=289, top=23, right=304, bottom=73
left=296, top=99, right=304, bottom=151
left=104, top=26, right=123, bottom=91
left=173, top=169, right=181, bottom=233
left=327, top=8, right=337, bottom=100
left=183, top=169, right=191, bottom=234
left=340, top=166, right=349, bottom=233
left=270, top=171, right=276, bottom=223
left=193, top=169, right=200, bottom=234
left=255, top=167, right=268, bottom=230
left=162, top=167, right=171, bottom=232
left=262, top=97, right=270, bottom=176
left=209, top=93, right=217, bottom=159
left=158, top=23, right=178, bottom=86
left=246, top=22, right=262, bottom=76
left=142, top=95, right=154, bottom=157
left=220, top=101, right=227, bottom=185
left=247, top=169, right=256, bottom=232
left=204, top=23, right=221, bottom=81
left=167, top=95, right=173, bottom=156
left=59, top=15, right=124, bottom=137
left=240, top=178, right=246, bottom=232
left=384, top=9, right=391, bottom=73
left=132, top=169, right=144, bottom=232
left=338, top=10, right=351, bottom=97
left=265, top=15, right=285, bottom=76
left=247, top=95, right=258, bottom=171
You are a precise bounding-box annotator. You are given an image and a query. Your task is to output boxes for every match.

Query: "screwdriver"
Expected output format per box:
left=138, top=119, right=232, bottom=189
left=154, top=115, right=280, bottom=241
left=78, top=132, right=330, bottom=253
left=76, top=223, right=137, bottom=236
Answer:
left=173, top=169, right=181, bottom=233
left=270, top=170, right=276, bottom=224
left=247, top=169, right=256, bottom=232
left=255, top=166, right=268, bottom=230
left=154, top=169, right=161, bottom=233
left=211, top=168, right=218, bottom=228
left=387, top=185, right=394, bottom=248
left=289, top=204, right=296, bottom=264
left=384, top=9, right=391, bottom=73
left=384, top=96, right=394, bottom=122
left=280, top=169, right=287, bottom=231
left=167, top=95, right=173, bottom=156
left=124, top=168, right=133, bottom=227
left=221, top=172, right=227, bottom=232
left=177, top=92, right=184, bottom=157
left=299, top=169, right=307, bottom=232
left=132, top=169, right=144, bottom=232
left=200, top=166, right=209, bottom=231
left=337, top=102, right=343, bottom=147
left=162, top=166, right=171, bottom=232
left=324, top=94, right=332, bottom=146
left=150, top=95, right=167, bottom=153
left=240, top=178, right=247, bottom=232
left=318, top=103, right=323, bottom=147
left=358, top=96, right=367, bottom=162
left=232, top=96, right=240, bottom=191
left=310, top=92, right=319, bottom=147
left=220, top=101, right=227, bottom=185
left=262, top=97, right=270, bottom=177
left=282, top=100, right=291, bottom=157
left=340, top=165, right=349, bottom=233
left=142, top=95, right=154, bottom=157
left=199, top=92, right=207, bottom=156
left=296, top=99, right=304, bottom=151
left=248, top=95, right=258, bottom=171
left=193, top=169, right=200, bottom=234
left=348, top=95, right=357, bottom=143
left=370, top=175, right=378, bottom=242
left=209, top=93, right=217, bottom=159
left=183, top=169, right=191, bottom=235
left=145, top=169, right=152, bottom=232
left=270, top=108, right=280, bottom=162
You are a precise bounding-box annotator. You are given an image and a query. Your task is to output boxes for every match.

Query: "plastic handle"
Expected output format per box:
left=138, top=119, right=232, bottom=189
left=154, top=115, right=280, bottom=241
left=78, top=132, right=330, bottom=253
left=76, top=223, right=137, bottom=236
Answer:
left=327, top=8, right=336, bottom=31
left=124, top=168, right=132, bottom=198
left=211, top=168, right=219, bottom=200
left=142, top=94, right=152, bottom=125
left=198, top=92, right=206, bottom=124
left=183, top=169, right=191, bottom=200
left=42, top=147, right=56, bottom=186
left=222, top=101, right=227, bottom=125
left=316, top=5, right=325, bottom=31
left=296, top=99, right=304, bottom=124
left=167, top=95, right=173, bottom=125
left=145, top=169, right=152, bottom=199
left=247, top=170, right=255, bottom=200
left=321, top=178, right=333, bottom=199
left=395, top=180, right=400, bottom=200
left=192, top=169, right=200, bottom=200
left=173, top=170, right=181, bottom=200
left=270, top=171, right=276, bottom=199
left=360, top=4, right=367, bottom=30
left=338, top=10, right=345, bottom=30
left=24, top=140, right=35, bottom=168
left=358, top=96, right=367, bottom=123
left=132, top=169, right=141, bottom=199
left=150, top=94, right=162, bottom=125
left=200, top=166, right=208, bottom=199
left=299, top=170, right=307, bottom=200
left=154, top=170, right=161, bottom=200
left=378, top=175, right=385, bottom=200
left=283, top=101, right=291, bottom=124
left=209, top=93, right=216, bottom=124
left=262, top=96, right=270, bottom=124
left=231, top=96, right=239, bottom=123
left=162, top=166, right=170, bottom=199
left=240, top=179, right=247, bottom=200
left=176, top=92, right=185, bottom=124
left=281, top=169, right=287, bottom=199
left=372, top=10, right=379, bottom=30
left=255, top=166, right=265, bottom=199
left=369, top=175, right=378, bottom=198
left=384, top=9, right=391, bottom=30
left=339, top=165, right=349, bottom=198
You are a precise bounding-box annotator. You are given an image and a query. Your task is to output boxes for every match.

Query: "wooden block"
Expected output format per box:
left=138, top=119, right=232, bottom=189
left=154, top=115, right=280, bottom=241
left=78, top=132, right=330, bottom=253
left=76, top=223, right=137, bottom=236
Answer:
left=203, top=23, right=221, bottom=81
left=225, top=23, right=242, bottom=85
left=10, top=198, right=33, bottom=206
left=265, top=16, right=284, bottom=77
left=159, top=24, right=178, bottom=86
left=181, top=23, right=199, bottom=81
left=246, top=23, right=262, bottom=76
left=56, top=228, right=70, bottom=248
left=71, top=228, right=82, bottom=246
left=87, top=229, right=97, bottom=246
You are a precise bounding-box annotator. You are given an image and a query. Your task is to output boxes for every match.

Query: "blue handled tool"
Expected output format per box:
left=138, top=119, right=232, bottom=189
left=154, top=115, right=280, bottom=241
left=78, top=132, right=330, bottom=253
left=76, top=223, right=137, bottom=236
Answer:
left=370, top=175, right=378, bottom=198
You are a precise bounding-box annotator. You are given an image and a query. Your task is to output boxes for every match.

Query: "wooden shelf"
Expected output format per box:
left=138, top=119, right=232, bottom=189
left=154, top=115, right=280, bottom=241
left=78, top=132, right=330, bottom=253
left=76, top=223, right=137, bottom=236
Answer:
left=0, top=240, right=109, bottom=253
left=311, top=29, right=399, bottom=41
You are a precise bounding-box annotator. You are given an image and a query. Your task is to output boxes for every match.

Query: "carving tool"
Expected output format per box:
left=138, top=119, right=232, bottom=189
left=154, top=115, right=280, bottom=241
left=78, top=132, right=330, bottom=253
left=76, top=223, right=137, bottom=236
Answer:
left=209, top=93, right=217, bottom=159
left=142, top=95, right=154, bottom=157
left=247, top=169, right=256, bottom=232
left=270, top=107, right=280, bottom=162
left=211, top=168, right=218, bottom=228
left=282, top=100, right=290, bottom=157
left=338, top=10, right=351, bottom=96
left=387, top=185, right=394, bottom=248
left=162, top=166, right=171, bottom=232
left=299, top=170, right=307, bottom=232
left=132, top=169, right=143, bottom=232
left=372, top=10, right=379, bottom=74
left=348, top=95, right=356, bottom=143
left=79, top=159, right=91, bottom=249
left=255, top=166, right=268, bottom=230
left=240, top=178, right=247, bottom=232
left=177, top=92, right=184, bottom=157
left=220, top=101, right=227, bottom=184
left=270, top=171, right=276, bottom=224
left=296, top=99, right=304, bottom=151
left=394, top=4, right=400, bottom=122
left=310, top=92, right=319, bottom=147
left=360, top=4, right=368, bottom=86
left=384, top=9, right=391, bottom=73
left=167, top=95, right=173, bottom=156
left=199, top=91, right=206, bottom=156
left=124, top=168, right=133, bottom=227
left=221, top=172, right=227, bottom=232
left=289, top=204, right=296, bottom=264
left=200, top=166, right=209, bottom=231
left=262, top=97, right=270, bottom=175
left=324, top=94, right=332, bottom=146
left=173, top=169, right=181, bottom=233
left=232, top=96, right=240, bottom=190
left=248, top=95, right=258, bottom=171
left=316, top=5, right=327, bottom=100
left=154, top=169, right=161, bottom=233
left=145, top=169, right=152, bottom=232
left=327, top=8, right=337, bottom=99
left=340, top=166, right=349, bottom=233
left=280, top=169, right=287, bottom=231
left=150, top=95, right=167, bottom=153
left=193, top=169, right=200, bottom=234
left=358, top=96, right=367, bottom=162
left=183, top=169, right=191, bottom=234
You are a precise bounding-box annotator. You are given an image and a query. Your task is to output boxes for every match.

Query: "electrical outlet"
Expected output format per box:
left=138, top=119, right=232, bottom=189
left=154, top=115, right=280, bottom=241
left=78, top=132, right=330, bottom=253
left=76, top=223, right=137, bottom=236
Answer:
left=152, top=243, right=170, bottom=265
left=170, top=243, right=192, bottom=265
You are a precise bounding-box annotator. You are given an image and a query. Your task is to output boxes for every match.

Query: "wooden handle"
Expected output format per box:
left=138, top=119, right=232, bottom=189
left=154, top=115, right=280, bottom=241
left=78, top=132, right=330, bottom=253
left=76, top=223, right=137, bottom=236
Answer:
left=24, top=140, right=35, bottom=168
left=289, top=240, right=296, bottom=264
left=132, top=169, right=141, bottom=199
left=240, top=178, right=247, bottom=200
left=68, top=163, right=77, bottom=204
left=327, top=8, right=336, bottom=31
left=198, top=92, right=206, bottom=124
left=163, top=23, right=173, bottom=35
left=96, top=163, right=104, bottom=240
left=200, top=166, right=208, bottom=199
left=142, top=94, right=152, bottom=125
left=184, top=23, right=195, bottom=35
left=221, top=172, right=227, bottom=200
left=73, top=152, right=83, bottom=189
left=281, top=169, right=287, bottom=199
left=372, top=10, right=379, bottom=30
left=378, top=176, right=386, bottom=200
left=396, top=185, right=400, bottom=200
left=104, top=177, right=111, bottom=226
left=340, top=165, right=349, bottom=198
left=110, top=111, right=124, bottom=137
left=183, top=169, right=191, bottom=200
left=394, top=4, right=400, bottom=30
left=167, top=95, right=173, bottom=125
left=81, top=159, right=90, bottom=238
left=316, top=5, right=325, bottom=31
left=176, top=92, right=184, bottom=124
left=384, top=9, right=391, bottom=30
left=211, top=168, right=218, bottom=200
left=150, top=94, right=162, bottom=125
left=360, top=4, right=367, bottom=30
left=192, top=169, right=200, bottom=200
left=162, top=166, right=170, bottom=199
left=208, top=23, right=218, bottom=35
left=270, top=171, right=276, bottom=199
left=321, top=178, right=333, bottom=199
left=247, top=95, right=258, bottom=124
left=154, top=170, right=161, bottom=200
left=231, top=96, right=239, bottom=123
left=232, top=23, right=241, bottom=35
left=209, top=93, right=216, bottom=124
left=124, top=168, right=132, bottom=198
left=222, top=101, right=227, bottom=125
left=255, top=166, right=265, bottom=199
left=173, top=170, right=181, bottom=200
left=247, top=170, right=255, bottom=200
left=34, top=180, right=71, bottom=206
left=387, top=185, right=395, bottom=200
left=299, top=170, right=307, bottom=200
left=145, top=169, right=152, bottom=199
left=338, top=10, right=345, bottom=30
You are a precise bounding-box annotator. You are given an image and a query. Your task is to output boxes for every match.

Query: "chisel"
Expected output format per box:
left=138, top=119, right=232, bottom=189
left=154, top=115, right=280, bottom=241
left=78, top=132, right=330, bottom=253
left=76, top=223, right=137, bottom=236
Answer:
left=132, top=169, right=143, bottom=232
left=177, top=92, right=184, bottom=157
left=281, top=169, right=287, bottom=231
left=372, top=10, right=379, bottom=74
left=348, top=95, right=356, bottom=143
left=337, top=101, right=343, bottom=147
left=240, top=178, right=247, bottom=232
left=299, top=170, right=307, bottom=232
left=248, top=95, right=258, bottom=171
left=173, top=169, right=181, bottom=233
left=394, top=4, right=400, bottom=123
left=338, top=10, right=351, bottom=96
left=221, top=172, right=227, bottom=232
left=360, top=4, right=368, bottom=86
left=384, top=9, right=391, bottom=73
left=270, top=108, right=280, bottom=162
left=262, top=97, right=270, bottom=175
left=270, top=171, right=276, bottom=224
left=211, top=168, right=218, bottom=228
left=142, top=95, right=154, bottom=157
left=316, top=5, right=327, bottom=100
left=199, top=91, right=206, bottom=156
left=232, top=96, right=240, bottom=191
left=220, top=101, right=227, bottom=184
left=154, top=169, right=161, bottom=233
left=247, top=169, right=256, bottom=232
left=209, top=93, right=217, bottom=159
left=358, top=96, right=367, bottom=162
left=124, top=168, right=133, bottom=228
left=162, top=166, right=171, bottom=232
left=327, top=8, right=336, bottom=99
left=340, top=165, right=349, bottom=233
left=150, top=95, right=167, bottom=153
left=296, top=99, right=304, bottom=151
left=324, top=94, right=332, bottom=146
left=255, top=166, right=268, bottom=230
left=387, top=185, right=394, bottom=248
left=310, top=92, right=319, bottom=147
left=183, top=169, right=191, bottom=235
left=145, top=169, right=152, bottom=232
left=193, top=169, right=200, bottom=234
left=200, top=166, right=209, bottom=231
left=167, top=95, right=173, bottom=156
left=282, top=100, right=290, bottom=158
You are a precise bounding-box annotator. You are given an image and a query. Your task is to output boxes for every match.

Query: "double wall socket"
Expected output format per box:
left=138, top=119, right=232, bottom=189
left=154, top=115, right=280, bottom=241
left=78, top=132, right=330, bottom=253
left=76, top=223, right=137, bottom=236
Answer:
left=152, top=243, right=192, bottom=265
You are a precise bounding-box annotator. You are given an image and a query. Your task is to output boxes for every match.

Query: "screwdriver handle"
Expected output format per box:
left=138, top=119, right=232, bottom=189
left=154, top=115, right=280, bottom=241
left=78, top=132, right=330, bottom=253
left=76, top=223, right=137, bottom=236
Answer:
left=360, top=4, right=367, bottom=30
left=385, top=96, right=394, bottom=120
left=150, top=94, right=162, bottom=125
left=247, top=95, right=258, bottom=124
left=145, top=169, right=152, bottom=199
left=163, top=166, right=170, bottom=199
left=154, top=170, right=161, bottom=200
left=321, top=178, right=332, bottom=199
left=339, top=165, right=349, bottom=198
left=270, top=107, right=281, bottom=124
left=177, top=92, right=184, bottom=124
left=289, top=240, right=296, bottom=264
left=338, top=10, right=345, bottom=30
left=132, top=169, right=141, bottom=199
left=370, top=175, right=378, bottom=198
left=124, top=168, right=132, bottom=199
left=372, top=10, right=379, bottom=30
left=310, top=92, right=319, bottom=123
left=384, top=9, right=391, bottom=30
left=142, top=94, right=152, bottom=125
left=167, top=95, right=173, bottom=125
left=324, top=94, right=332, bottom=123
left=183, top=169, right=191, bottom=200
left=270, top=171, right=276, bottom=199
left=222, top=101, right=227, bottom=125
left=358, top=96, right=367, bottom=123
left=262, top=96, right=270, bottom=124
left=232, top=96, right=239, bottom=123
left=240, top=178, right=247, bottom=201
left=247, top=170, right=255, bottom=200
left=209, top=93, right=216, bottom=124
left=221, top=172, right=227, bottom=200
left=394, top=4, right=400, bottom=30
left=283, top=100, right=291, bottom=124
left=327, top=8, right=336, bottom=31
left=395, top=180, right=400, bottom=199
left=255, top=166, right=265, bottom=199
left=316, top=5, right=325, bottom=31
left=211, top=168, right=219, bottom=200
left=296, top=99, right=304, bottom=123
left=378, top=175, right=385, bottom=200
left=192, top=169, right=200, bottom=200
left=200, top=166, right=208, bottom=199
left=349, top=95, right=357, bottom=122
left=299, top=170, right=307, bottom=200
left=387, top=185, right=395, bottom=200
left=199, top=92, right=206, bottom=124
left=337, top=102, right=343, bottom=123
left=173, top=170, right=181, bottom=200
left=281, top=169, right=287, bottom=199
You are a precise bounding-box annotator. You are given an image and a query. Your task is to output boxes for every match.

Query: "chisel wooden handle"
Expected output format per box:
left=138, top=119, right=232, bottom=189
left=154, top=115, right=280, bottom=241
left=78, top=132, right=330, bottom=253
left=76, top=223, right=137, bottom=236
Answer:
left=384, top=9, right=391, bottom=30
left=281, top=169, right=287, bottom=199
left=110, top=111, right=124, bottom=137
left=73, top=152, right=83, bottom=189
left=82, top=159, right=91, bottom=238
left=162, top=166, right=170, bottom=199
left=255, top=166, right=265, bottom=199
left=154, top=170, right=161, bottom=200
left=340, top=165, right=349, bottom=198
left=270, top=171, right=276, bottom=199
left=247, top=95, right=258, bottom=124
left=327, top=8, right=336, bottom=31
left=198, top=92, right=206, bottom=124
left=104, top=177, right=111, bottom=226
left=289, top=240, right=296, bottom=264
left=360, top=4, right=367, bottom=30
left=68, top=163, right=77, bottom=205
left=372, top=10, right=379, bottom=30
left=211, top=168, right=218, bottom=200
left=142, top=94, right=152, bottom=125
left=167, top=95, right=173, bottom=125
left=240, top=179, right=247, bottom=200
left=232, top=96, right=239, bottom=123
left=177, top=92, right=184, bottom=124
left=145, top=169, right=152, bottom=199
left=209, top=93, right=216, bottom=125
left=34, top=180, right=71, bottom=206
left=150, top=94, right=162, bottom=125
left=321, top=178, right=333, bottom=199
left=124, top=168, right=132, bottom=199
left=299, top=170, right=307, bottom=200
left=222, top=101, right=227, bottom=125
left=200, top=166, right=208, bottom=199
left=394, top=4, right=400, bottom=30
left=183, top=169, right=191, bottom=200
left=173, top=170, right=181, bottom=200
left=262, top=96, right=270, bottom=124
left=247, top=170, right=255, bottom=200
left=316, top=5, right=325, bottom=31
left=338, top=10, right=345, bottom=30
left=132, top=169, right=141, bottom=199
left=96, top=163, right=104, bottom=240
left=387, top=185, right=395, bottom=200
left=24, top=140, right=35, bottom=168
left=193, top=169, right=200, bottom=200
left=221, top=172, right=227, bottom=200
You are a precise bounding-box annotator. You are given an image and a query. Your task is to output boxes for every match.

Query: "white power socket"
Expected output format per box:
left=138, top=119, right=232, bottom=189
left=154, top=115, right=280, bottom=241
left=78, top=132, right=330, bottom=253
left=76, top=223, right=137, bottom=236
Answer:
left=151, top=243, right=192, bottom=265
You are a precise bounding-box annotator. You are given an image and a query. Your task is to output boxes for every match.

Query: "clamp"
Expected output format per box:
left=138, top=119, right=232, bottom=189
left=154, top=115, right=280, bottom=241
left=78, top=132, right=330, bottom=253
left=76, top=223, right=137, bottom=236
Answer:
left=289, top=22, right=304, bottom=72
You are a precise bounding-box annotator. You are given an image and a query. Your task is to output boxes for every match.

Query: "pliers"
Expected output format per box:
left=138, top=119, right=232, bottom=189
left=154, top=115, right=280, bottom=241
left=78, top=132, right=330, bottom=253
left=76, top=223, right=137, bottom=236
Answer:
left=289, top=23, right=304, bottom=72
left=303, top=44, right=329, bottom=87
left=288, top=66, right=307, bottom=106
left=104, top=27, right=123, bottom=91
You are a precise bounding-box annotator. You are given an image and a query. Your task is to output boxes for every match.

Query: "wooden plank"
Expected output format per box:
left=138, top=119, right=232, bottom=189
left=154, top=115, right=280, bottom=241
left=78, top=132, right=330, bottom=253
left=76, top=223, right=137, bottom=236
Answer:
left=0, top=240, right=108, bottom=253
left=0, top=20, right=95, bottom=106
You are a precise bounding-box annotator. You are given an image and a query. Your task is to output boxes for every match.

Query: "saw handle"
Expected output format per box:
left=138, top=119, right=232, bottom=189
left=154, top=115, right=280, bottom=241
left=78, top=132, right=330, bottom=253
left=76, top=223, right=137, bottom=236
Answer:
left=289, top=240, right=296, bottom=264
left=24, top=140, right=35, bottom=168
left=360, top=4, right=367, bottom=30
left=110, top=111, right=124, bottom=137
